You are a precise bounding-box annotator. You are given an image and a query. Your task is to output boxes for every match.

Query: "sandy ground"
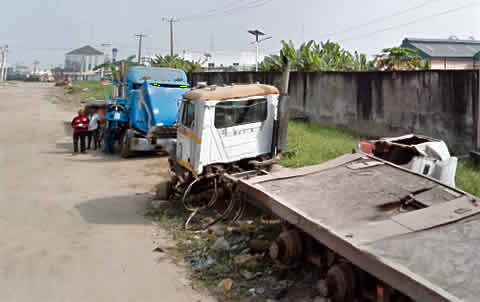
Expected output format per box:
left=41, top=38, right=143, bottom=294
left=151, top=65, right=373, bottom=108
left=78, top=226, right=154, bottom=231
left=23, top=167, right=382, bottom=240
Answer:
left=0, top=82, right=215, bottom=302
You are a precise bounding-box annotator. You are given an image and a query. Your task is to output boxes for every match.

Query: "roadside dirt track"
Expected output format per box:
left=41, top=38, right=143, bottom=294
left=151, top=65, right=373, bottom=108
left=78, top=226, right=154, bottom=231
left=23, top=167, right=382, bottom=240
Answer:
left=0, top=82, right=215, bottom=302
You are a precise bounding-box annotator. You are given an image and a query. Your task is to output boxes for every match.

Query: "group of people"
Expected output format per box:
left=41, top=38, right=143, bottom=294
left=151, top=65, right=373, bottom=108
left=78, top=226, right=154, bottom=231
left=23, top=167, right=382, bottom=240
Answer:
left=71, top=108, right=103, bottom=154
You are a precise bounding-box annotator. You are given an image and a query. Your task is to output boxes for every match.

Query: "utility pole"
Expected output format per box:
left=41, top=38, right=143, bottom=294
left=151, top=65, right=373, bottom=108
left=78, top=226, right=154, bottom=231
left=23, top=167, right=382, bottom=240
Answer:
left=248, top=30, right=271, bottom=72
left=134, top=33, right=147, bottom=64
left=162, top=18, right=179, bottom=57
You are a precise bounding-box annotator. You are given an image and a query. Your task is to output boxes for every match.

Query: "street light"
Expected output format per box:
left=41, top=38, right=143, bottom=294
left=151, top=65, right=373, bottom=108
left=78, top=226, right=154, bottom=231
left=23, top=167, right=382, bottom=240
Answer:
left=248, top=30, right=271, bottom=72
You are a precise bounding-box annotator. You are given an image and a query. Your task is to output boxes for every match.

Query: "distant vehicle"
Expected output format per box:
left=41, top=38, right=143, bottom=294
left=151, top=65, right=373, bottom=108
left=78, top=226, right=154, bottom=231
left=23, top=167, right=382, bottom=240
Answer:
left=104, top=66, right=190, bottom=157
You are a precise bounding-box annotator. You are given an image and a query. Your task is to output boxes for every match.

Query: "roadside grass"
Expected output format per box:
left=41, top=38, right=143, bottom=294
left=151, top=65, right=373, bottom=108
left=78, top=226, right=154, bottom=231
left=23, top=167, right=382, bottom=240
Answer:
left=65, top=81, right=111, bottom=100
left=456, top=160, right=480, bottom=197
left=280, top=121, right=480, bottom=197
left=280, top=121, right=366, bottom=168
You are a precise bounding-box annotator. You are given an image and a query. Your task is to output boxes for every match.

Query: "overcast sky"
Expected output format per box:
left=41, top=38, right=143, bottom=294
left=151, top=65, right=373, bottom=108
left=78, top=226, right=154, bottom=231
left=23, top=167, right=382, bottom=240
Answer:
left=2, top=0, right=480, bottom=69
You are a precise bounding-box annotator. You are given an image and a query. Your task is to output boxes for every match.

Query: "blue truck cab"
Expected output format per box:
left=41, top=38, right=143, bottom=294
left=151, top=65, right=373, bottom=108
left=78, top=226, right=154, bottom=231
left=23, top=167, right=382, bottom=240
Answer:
left=106, top=67, right=190, bottom=157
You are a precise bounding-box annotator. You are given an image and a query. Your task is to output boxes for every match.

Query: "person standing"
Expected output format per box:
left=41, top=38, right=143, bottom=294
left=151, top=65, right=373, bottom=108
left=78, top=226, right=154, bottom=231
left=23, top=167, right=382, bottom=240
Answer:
left=104, top=120, right=118, bottom=154
left=87, top=109, right=100, bottom=150
left=71, top=109, right=89, bottom=153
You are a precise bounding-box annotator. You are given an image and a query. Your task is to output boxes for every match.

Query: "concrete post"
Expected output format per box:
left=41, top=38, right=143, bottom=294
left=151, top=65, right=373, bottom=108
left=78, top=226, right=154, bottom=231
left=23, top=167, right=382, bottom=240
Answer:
left=476, top=70, right=480, bottom=150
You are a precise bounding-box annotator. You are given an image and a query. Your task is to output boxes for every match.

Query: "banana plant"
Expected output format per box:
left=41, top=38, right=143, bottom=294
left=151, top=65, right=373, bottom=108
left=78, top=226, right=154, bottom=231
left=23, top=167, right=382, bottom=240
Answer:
left=375, top=47, right=425, bottom=71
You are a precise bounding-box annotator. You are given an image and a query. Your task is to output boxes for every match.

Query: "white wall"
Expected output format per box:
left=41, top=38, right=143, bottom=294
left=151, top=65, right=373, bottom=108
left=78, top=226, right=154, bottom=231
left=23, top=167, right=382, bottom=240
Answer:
left=429, top=58, right=475, bottom=70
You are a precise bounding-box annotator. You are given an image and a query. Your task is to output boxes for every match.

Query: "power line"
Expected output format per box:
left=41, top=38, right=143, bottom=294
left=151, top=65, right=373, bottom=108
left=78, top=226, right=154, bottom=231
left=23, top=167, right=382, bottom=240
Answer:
left=319, top=0, right=437, bottom=39
left=179, top=0, right=273, bottom=22
left=179, top=0, right=251, bottom=21
left=339, top=1, right=480, bottom=43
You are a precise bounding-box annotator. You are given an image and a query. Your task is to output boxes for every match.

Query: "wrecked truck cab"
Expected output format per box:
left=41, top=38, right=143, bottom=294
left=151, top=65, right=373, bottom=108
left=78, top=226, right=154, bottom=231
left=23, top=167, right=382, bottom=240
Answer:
left=171, top=84, right=280, bottom=177
left=359, top=134, right=458, bottom=187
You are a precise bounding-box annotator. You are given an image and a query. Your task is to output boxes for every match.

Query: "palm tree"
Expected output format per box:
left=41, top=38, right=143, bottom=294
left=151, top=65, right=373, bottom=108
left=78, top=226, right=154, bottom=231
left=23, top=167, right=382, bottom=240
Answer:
left=94, top=55, right=137, bottom=82
left=150, top=55, right=202, bottom=73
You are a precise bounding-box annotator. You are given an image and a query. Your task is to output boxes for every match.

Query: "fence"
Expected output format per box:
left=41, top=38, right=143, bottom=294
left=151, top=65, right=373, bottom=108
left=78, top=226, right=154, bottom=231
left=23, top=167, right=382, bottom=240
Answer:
left=190, top=70, right=480, bottom=152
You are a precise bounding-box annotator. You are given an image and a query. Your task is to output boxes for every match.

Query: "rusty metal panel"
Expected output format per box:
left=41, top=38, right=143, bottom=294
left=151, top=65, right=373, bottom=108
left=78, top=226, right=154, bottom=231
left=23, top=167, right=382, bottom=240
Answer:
left=236, top=179, right=459, bottom=302
left=234, top=153, right=480, bottom=302
left=391, top=196, right=480, bottom=231
left=413, top=185, right=460, bottom=207
left=365, top=215, right=480, bottom=302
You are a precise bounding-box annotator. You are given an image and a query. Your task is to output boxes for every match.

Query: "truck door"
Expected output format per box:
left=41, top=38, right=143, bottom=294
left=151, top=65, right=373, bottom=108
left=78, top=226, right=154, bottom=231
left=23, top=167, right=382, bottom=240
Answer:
left=178, top=102, right=199, bottom=173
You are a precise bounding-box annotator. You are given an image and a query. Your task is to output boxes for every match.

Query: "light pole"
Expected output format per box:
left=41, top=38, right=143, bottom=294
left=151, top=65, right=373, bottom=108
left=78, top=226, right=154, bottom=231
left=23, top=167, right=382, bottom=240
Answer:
left=248, top=30, right=271, bottom=72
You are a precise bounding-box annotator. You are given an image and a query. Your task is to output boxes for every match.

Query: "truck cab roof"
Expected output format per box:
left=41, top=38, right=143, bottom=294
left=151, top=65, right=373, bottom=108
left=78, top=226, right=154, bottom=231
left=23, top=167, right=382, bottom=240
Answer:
left=183, top=84, right=279, bottom=101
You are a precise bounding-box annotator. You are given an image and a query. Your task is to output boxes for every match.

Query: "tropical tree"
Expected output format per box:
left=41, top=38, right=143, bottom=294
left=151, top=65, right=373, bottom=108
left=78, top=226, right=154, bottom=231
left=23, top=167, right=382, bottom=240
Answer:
left=375, top=47, right=426, bottom=71
left=93, top=55, right=137, bottom=82
left=150, top=55, right=202, bottom=73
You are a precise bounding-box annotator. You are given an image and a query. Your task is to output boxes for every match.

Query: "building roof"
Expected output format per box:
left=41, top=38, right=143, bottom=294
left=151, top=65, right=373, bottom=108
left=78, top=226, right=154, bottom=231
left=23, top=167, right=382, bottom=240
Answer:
left=402, top=38, right=480, bottom=59
left=66, top=45, right=103, bottom=56
left=183, top=84, right=279, bottom=101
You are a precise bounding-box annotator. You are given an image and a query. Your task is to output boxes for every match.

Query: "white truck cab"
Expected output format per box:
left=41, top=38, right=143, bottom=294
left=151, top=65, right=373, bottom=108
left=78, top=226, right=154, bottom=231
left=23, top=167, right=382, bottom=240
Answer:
left=174, top=84, right=280, bottom=177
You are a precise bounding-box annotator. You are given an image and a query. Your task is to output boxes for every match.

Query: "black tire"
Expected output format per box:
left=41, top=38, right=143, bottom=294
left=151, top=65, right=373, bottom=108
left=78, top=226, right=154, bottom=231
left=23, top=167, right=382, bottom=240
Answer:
left=120, top=132, right=132, bottom=158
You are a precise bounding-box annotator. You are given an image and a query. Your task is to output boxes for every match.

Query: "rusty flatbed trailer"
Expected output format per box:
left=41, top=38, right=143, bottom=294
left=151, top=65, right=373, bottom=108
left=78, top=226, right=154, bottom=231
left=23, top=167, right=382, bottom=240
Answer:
left=226, top=153, right=480, bottom=302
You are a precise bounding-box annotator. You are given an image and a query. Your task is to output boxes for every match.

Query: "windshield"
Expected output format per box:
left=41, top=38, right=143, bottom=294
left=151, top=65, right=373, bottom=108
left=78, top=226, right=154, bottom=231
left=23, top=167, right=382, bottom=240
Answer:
left=130, top=67, right=187, bottom=83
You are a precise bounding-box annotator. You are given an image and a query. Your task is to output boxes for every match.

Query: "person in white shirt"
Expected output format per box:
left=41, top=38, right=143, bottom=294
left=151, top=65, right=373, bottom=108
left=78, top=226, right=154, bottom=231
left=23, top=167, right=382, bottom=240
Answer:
left=87, top=108, right=100, bottom=150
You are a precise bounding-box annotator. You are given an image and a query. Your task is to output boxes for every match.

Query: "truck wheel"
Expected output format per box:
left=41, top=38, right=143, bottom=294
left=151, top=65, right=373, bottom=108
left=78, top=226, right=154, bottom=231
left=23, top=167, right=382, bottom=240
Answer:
left=121, top=133, right=132, bottom=158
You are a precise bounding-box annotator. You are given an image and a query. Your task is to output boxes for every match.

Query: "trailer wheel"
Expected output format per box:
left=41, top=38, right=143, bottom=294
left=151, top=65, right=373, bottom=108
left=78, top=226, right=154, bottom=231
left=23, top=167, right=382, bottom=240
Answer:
left=269, top=229, right=303, bottom=266
left=324, top=263, right=357, bottom=302
left=120, top=132, right=132, bottom=158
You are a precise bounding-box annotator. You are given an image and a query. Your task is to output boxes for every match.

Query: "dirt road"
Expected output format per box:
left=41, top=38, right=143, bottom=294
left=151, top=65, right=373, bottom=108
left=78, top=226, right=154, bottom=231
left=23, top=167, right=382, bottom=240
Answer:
left=0, top=82, right=215, bottom=302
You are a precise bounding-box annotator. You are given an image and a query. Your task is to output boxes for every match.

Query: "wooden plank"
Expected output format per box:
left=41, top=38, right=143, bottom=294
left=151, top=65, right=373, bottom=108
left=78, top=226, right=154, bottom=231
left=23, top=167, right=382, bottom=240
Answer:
left=391, top=196, right=480, bottom=232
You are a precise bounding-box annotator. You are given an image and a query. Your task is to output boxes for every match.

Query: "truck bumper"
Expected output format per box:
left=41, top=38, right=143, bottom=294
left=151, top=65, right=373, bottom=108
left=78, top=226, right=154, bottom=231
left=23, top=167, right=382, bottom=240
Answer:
left=129, top=137, right=176, bottom=152
left=129, top=137, right=155, bottom=151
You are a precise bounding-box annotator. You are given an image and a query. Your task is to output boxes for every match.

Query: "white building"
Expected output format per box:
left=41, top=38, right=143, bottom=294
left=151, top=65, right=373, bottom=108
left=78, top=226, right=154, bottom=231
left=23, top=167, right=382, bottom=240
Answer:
left=183, top=50, right=265, bottom=71
left=64, top=45, right=104, bottom=80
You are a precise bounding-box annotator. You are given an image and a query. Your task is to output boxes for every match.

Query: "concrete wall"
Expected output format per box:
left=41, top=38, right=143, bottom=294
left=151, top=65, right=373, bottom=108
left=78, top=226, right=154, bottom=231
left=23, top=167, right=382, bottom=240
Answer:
left=190, top=70, right=480, bottom=151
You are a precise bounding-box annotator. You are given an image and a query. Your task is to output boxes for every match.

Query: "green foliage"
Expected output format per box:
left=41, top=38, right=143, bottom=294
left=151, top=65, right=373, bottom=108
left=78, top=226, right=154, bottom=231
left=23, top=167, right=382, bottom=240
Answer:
left=150, top=55, right=202, bottom=73
left=375, top=47, right=427, bottom=71
left=94, top=55, right=137, bottom=82
left=66, top=81, right=111, bottom=99
left=260, top=40, right=378, bottom=72
left=456, top=159, right=480, bottom=197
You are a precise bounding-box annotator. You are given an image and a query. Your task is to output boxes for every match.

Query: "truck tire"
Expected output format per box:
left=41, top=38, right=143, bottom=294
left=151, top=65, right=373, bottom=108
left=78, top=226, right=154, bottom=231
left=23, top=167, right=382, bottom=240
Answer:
left=121, top=132, right=132, bottom=158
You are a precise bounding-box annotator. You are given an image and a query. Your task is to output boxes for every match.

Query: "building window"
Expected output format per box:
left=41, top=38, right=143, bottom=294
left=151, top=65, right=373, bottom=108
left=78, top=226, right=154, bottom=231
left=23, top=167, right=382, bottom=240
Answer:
left=214, top=98, right=267, bottom=129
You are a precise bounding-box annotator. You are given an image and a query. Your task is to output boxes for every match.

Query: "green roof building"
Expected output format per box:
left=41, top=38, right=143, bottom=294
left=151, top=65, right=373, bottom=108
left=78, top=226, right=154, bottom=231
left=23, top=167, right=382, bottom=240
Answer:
left=402, top=37, right=480, bottom=70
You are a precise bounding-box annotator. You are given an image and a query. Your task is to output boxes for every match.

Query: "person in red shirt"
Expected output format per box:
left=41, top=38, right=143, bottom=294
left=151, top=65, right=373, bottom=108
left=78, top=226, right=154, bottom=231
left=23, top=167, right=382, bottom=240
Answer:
left=71, top=109, right=89, bottom=153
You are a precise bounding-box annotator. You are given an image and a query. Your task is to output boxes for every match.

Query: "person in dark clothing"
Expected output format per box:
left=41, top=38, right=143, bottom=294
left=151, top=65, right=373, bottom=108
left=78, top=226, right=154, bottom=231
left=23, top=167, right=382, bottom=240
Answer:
left=71, top=110, right=89, bottom=153
left=104, top=120, right=118, bottom=154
